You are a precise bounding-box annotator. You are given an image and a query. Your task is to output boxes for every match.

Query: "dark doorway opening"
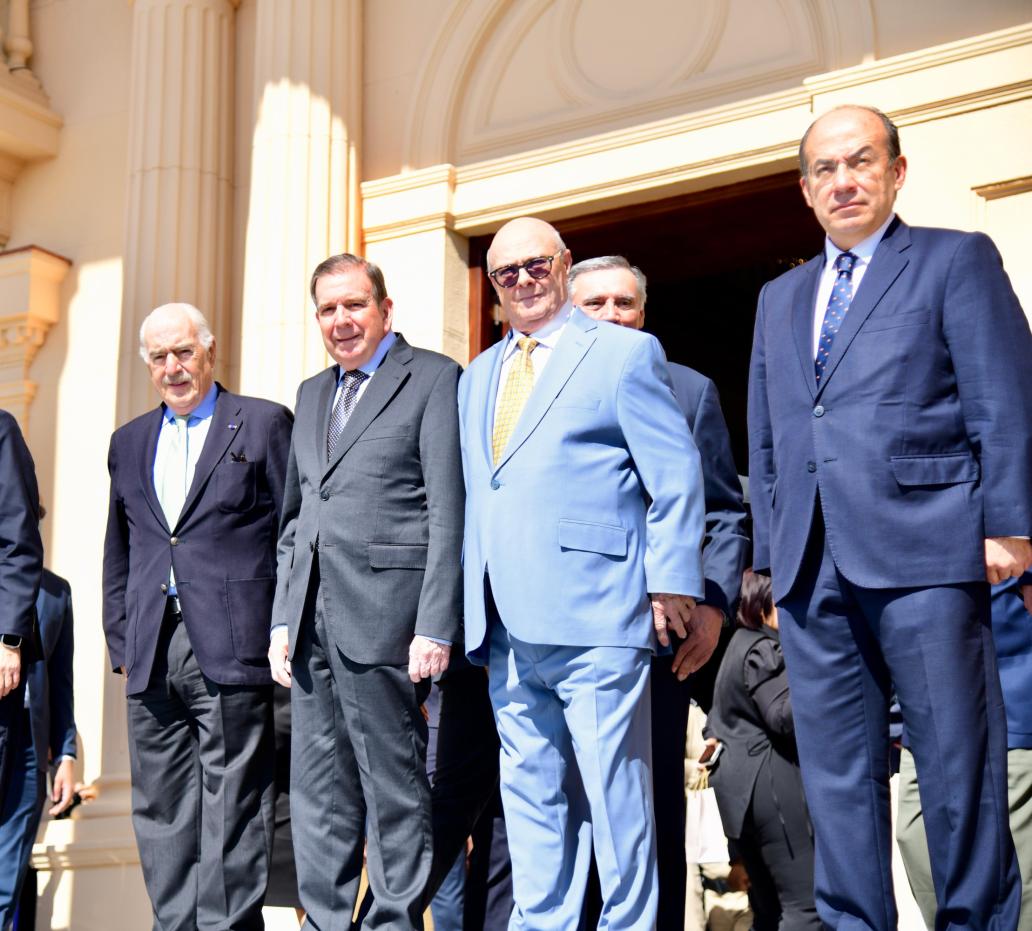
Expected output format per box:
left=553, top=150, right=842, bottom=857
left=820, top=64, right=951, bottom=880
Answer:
left=467, top=171, right=823, bottom=474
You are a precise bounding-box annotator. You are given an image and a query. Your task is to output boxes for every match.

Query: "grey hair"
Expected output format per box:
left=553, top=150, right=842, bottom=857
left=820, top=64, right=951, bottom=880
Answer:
left=138, top=302, right=215, bottom=362
left=798, top=105, right=901, bottom=177
left=568, top=255, right=647, bottom=306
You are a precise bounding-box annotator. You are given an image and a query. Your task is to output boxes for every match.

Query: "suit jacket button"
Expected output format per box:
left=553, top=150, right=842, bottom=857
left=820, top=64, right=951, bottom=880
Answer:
left=160, top=583, right=168, bottom=593
left=170, top=536, right=179, bottom=546
left=807, top=461, right=817, bottom=473
left=813, top=405, right=825, bottom=417
left=490, top=479, right=500, bottom=490
left=320, top=490, right=330, bottom=501
left=309, top=541, right=315, bottom=553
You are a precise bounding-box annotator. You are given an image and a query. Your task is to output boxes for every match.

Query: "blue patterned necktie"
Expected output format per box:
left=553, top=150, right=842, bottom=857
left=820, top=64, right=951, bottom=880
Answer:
left=815, top=251, right=857, bottom=386
left=327, top=369, right=368, bottom=460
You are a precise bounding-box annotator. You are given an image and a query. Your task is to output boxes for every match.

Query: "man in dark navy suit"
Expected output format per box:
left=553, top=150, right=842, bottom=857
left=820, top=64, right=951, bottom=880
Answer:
left=0, top=502, right=77, bottom=928
left=0, top=413, right=42, bottom=815
left=571, top=255, right=749, bottom=929
left=103, top=302, right=292, bottom=930
left=748, top=105, right=1032, bottom=928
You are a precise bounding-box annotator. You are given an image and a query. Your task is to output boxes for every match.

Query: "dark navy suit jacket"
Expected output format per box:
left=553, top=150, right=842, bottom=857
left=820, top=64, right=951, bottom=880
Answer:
left=103, top=386, right=293, bottom=695
left=748, top=218, right=1032, bottom=600
left=0, top=411, right=42, bottom=649
left=665, top=362, right=749, bottom=616
left=28, top=569, right=77, bottom=771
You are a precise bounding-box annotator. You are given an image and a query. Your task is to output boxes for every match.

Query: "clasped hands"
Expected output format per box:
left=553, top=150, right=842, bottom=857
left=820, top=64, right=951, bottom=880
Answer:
left=268, top=628, right=450, bottom=687
left=651, top=592, right=723, bottom=682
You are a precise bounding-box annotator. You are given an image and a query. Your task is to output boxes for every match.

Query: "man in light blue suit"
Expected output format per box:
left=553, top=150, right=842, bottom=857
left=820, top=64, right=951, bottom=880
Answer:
left=458, top=216, right=707, bottom=930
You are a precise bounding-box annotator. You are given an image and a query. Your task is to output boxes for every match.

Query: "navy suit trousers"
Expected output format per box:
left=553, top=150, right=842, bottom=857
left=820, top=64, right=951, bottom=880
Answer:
left=777, top=515, right=1018, bottom=930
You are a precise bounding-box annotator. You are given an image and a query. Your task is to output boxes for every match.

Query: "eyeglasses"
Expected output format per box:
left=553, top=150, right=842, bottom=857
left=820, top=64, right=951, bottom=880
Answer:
left=488, top=251, right=564, bottom=289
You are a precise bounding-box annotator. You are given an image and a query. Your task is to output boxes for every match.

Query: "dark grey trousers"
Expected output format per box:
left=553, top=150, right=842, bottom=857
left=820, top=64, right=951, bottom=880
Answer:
left=127, top=612, right=274, bottom=931
left=290, top=580, right=432, bottom=931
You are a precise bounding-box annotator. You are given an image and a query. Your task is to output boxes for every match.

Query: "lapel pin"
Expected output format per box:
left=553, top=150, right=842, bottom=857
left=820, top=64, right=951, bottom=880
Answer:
left=228, top=423, right=238, bottom=430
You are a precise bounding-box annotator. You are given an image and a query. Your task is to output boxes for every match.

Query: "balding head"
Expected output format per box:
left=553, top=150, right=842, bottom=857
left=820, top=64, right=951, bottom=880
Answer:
left=486, top=217, right=571, bottom=335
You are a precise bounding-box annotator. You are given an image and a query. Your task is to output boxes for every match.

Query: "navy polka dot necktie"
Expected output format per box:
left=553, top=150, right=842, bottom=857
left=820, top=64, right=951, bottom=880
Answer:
left=815, top=251, right=857, bottom=386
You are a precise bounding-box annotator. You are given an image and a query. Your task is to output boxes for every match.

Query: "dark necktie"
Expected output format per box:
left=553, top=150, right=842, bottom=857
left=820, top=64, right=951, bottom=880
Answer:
left=327, top=369, right=368, bottom=460
left=815, top=251, right=857, bottom=386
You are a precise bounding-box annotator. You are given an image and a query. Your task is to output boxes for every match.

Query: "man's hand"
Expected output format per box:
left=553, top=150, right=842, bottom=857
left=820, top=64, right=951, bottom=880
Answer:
left=268, top=627, right=291, bottom=688
left=408, top=637, right=451, bottom=683
left=650, top=593, right=697, bottom=648
left=1022, top=585, right=1032, bottom=617
left=985, top=537, right=1032, bottom=585
left=0, top=645, right=21, bottom=699
left=49, top=758, right=76, bottom=817
left=670, top=604, right=723, bottom=680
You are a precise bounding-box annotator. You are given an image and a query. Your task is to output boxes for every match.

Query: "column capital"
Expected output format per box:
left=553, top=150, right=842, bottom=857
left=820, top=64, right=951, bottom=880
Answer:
left=0, top=245, right=71, bottom=430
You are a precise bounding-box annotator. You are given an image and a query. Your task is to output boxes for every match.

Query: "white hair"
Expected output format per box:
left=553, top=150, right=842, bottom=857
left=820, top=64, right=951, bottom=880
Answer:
left=138, top=302, right=215, bottom=362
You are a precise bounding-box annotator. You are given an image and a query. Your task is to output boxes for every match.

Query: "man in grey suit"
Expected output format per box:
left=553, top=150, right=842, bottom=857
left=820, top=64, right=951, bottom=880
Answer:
left=269, top=253, right=464, bottom=930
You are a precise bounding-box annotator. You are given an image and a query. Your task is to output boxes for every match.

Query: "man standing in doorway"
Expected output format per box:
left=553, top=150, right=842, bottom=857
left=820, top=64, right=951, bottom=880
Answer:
left=269, top=254, right=464, bottom=930
left=459, top=217, right=706, bottom=929
left=748, top=105, right=1032, bottom=927
left=570, top=255, right=749, bottom=929
left=104, top=302, right=292, bottom=930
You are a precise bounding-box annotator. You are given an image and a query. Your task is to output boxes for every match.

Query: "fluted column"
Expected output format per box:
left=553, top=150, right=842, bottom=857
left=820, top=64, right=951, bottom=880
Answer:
left=116, top=0, right=238, bottom=424
left=237, top=0, right=363, bottom=405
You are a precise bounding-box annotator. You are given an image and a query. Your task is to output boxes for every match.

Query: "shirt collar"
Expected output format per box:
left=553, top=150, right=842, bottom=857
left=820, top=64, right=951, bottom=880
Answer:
left=824, top=213, right=895, bottom=268
left=503, top=301, right=573, bottom=360
left=337, top=330, right=397, bottom=385
left=162, top=382, right=218, bottom=425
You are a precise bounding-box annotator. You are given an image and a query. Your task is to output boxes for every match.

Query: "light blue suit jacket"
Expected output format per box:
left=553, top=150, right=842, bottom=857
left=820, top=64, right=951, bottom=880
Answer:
left=458, top=308, right=706, bottom=663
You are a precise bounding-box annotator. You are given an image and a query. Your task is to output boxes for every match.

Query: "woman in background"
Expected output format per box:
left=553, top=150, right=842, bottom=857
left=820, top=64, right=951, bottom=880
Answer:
left=705, top=571, right=820, bottom=930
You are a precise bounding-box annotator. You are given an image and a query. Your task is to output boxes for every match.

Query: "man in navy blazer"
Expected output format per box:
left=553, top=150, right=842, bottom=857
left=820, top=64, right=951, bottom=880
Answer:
left=103, top=303, right=292, bottom=930
left=0, top=517, right=78, bottom=928
left=0, top=412, right=42, bottom=816
left=570, top=255, right=749, bottom=928
left=459, top=217, right=706, bottom=929
left=748, top=105, right=1032, bottom=928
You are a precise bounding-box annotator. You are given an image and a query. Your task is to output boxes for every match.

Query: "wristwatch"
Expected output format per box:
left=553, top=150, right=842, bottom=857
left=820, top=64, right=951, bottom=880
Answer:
left=0, top=634, right=23, bottom=649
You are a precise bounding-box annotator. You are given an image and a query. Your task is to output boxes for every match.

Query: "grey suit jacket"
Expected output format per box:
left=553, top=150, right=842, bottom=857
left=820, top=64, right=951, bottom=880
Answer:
left=273, top=333, right=464, bottom=666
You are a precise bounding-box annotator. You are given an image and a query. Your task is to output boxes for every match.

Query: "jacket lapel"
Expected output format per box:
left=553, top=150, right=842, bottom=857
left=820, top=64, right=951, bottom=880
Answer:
left=493, top=310, right=596, bottom=474
left=313, top=366, right=338, bottom=466
left=178, top=386, right=241, bottom=526
left=323, top=335, right=412, bottom=478
left=791, top=256, right=823, bottom=401
left=137, top=408, right=170, bottom=532
left=815, top=219, right=911, bottom=397
left=479, top=341, right=506, bottom=471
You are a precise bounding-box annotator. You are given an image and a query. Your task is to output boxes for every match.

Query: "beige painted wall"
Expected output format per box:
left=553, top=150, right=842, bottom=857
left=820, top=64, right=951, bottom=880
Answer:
left=1, top=1, right=1028, bottom=927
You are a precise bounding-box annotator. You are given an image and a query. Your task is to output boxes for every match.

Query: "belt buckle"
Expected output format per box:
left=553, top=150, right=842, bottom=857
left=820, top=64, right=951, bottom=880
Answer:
left=168, top=595, right=183, bottom=618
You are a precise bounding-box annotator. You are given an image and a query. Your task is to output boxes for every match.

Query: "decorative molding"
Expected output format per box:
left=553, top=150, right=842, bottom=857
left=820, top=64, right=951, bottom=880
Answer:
left=364, top=21, right=1032, bottom=244
left=0, top=245, right=71, bottom=430
left=973, top=175, right=1032, bottom=201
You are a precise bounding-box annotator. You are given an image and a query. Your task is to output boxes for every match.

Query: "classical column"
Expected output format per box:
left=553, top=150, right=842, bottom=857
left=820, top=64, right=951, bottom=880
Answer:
left=117, top=0, right=238, bottom=423
left=237, top=0, right=363, bottom=405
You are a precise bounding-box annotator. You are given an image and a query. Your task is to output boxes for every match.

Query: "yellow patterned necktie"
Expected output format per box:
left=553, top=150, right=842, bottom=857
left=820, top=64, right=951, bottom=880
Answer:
left=492, top=337, right=538, bottom=464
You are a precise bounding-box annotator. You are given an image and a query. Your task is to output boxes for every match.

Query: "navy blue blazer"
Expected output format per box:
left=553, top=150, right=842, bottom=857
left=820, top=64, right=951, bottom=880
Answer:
left=748, top=219, right=1032, bottom=600
left=0, top=410, right=42, bottom=651
left=27, top=569, right=77, bottom=770
left=103, top=386, right=293, bottom=695
left=666, top=362, right=749, bottom=616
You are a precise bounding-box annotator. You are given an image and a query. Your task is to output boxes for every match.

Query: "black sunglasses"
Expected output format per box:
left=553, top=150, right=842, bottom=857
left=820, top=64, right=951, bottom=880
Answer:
left=488, top=251, right=564, bottom=289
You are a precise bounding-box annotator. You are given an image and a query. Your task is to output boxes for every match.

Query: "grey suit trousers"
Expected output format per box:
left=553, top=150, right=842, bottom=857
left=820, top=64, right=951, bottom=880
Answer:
left=127, top=607, right=274, bottom=931
left=290, top=556, right=433, bottom=931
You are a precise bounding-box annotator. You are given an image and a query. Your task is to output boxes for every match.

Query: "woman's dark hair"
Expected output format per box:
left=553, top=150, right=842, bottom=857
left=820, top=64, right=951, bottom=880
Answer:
left=736, top=570, right=773, bottom=630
